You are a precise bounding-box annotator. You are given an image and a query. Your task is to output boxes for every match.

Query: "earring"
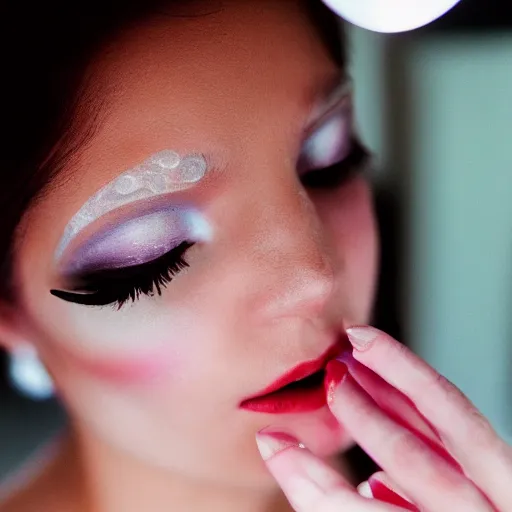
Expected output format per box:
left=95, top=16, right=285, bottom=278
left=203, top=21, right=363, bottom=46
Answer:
left=8, top=347, right=55, bottom=400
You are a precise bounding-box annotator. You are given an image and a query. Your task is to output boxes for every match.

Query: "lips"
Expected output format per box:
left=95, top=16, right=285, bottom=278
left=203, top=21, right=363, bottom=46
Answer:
left=239, top=338, right=348, bottom=414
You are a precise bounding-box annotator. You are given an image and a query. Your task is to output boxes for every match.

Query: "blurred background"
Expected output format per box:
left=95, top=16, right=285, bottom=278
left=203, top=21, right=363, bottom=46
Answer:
left=1, top=0, right=511, bottom=481
left=354, top=0, right=512, bottom=446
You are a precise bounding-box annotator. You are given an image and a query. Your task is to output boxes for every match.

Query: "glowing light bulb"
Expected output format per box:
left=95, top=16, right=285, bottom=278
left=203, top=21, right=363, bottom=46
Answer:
left=322, top=0, right=462, bottom=33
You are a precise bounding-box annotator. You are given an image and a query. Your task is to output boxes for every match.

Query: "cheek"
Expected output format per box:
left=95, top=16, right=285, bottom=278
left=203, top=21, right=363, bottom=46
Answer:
left=57, top=347, right=178, bottom=387
left=26, top=303, right=192, bottom=393
left=40, top=339, right=184, bottom=408
left=30, top=297, right=223, bottom=400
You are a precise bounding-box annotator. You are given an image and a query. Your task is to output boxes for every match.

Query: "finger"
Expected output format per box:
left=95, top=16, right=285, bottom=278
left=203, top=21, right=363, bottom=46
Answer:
left=346, top=326, right=512, bottom=510
left=327, top=361, right=494, bottom=512
left=338, top=352, right=444, bottom=451
left=255, top=431, right=404, bottom=512
left=358, top=472, right=419, bottom=512
left=339, top=352, right=461, bottom=471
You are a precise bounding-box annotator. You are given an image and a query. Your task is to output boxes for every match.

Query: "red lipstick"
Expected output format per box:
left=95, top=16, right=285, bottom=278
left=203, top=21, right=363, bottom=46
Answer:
left=240, top=341, right=347, bottom=414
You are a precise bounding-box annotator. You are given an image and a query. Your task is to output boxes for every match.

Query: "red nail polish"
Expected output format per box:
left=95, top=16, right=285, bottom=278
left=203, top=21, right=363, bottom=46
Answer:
left=369, top=479, right=419, bottom=511
left=324, top=360, right=348, bottom=404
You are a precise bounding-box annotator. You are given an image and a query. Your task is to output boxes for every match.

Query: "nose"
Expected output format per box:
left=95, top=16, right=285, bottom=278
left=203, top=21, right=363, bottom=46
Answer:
left=247, top=179, right=336, bottom=321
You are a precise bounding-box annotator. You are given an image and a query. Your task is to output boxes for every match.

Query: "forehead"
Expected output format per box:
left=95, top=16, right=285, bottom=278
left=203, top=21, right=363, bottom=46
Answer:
left=26, top=0, right=343, bottom=231
left=85, top=0, right=342, bottom=154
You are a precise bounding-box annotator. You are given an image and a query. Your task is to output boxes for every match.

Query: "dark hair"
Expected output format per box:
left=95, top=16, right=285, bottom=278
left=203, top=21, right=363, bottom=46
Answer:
left=0, top=0, right=345, bottom=300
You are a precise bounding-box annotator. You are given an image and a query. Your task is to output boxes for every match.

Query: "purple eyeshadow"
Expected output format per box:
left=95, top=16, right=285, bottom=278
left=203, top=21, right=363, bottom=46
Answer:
left=61, top=207, right=191, bottom=275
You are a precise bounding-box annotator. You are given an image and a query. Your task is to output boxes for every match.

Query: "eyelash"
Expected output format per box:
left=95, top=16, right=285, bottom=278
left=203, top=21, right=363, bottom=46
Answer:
left=51, top=134, right=369, bottom=309
left=300, top=137, right=370, bottom=189
left=50, top=241, right=194, bottom=309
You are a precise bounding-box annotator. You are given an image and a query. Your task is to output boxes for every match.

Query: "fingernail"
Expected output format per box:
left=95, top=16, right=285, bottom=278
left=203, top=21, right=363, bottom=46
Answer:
left=346, top=326, right=379, bottom=350
left=255, top=431, right=304, bottom=461
left=357, top=480, right=373, bottom=498
left=368, top=478, right=419, bottom=511
left=324, top=359, right=348, bottom=404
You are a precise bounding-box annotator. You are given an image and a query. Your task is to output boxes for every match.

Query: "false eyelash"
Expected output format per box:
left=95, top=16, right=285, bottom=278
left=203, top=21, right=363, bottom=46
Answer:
left=50, top=241, right=195, bottom=309
left=300, top=137, right=371, bottom=190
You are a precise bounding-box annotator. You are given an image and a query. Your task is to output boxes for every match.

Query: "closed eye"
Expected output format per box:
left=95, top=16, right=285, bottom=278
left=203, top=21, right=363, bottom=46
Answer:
left=50, top=241, right=194, bottom=309
left=300, top=136, right=371, bottom=189
left=298, top=88, right=372, bottom=189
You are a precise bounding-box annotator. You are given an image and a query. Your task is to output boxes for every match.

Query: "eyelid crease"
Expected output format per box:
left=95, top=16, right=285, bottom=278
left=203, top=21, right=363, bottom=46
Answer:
left=299, top=137, right=373, bottom=189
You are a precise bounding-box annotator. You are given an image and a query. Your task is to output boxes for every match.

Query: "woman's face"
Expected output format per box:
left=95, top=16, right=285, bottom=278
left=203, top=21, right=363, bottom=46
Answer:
left=10, top=0, right=378, bottom=489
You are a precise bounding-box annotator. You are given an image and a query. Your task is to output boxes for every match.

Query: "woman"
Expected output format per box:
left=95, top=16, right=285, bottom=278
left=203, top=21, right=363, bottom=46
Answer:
left=0, top=1, right=510, bottom=511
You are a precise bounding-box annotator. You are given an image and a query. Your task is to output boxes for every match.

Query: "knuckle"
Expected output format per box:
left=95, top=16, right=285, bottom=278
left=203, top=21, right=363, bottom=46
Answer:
left=389, top=338, right=411, bottom=361
left=394, top=339, right=410, bottom=356
left=440, top=379, right=494, bottom=441
left=501, top=442, right=512, bottom=466
left=432, top=372, right=462, bottom=399
left=428, top=372, right=474, bottom=410
left=466, top=408, right=495, bottom=444
left=424, top=372, right=498, bottom=448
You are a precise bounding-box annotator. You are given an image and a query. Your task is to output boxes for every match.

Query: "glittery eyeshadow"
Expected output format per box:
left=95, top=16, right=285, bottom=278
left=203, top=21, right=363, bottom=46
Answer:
left=61, top=207, right=211, bottom=275
left=56, top=150, right=208, bottom=259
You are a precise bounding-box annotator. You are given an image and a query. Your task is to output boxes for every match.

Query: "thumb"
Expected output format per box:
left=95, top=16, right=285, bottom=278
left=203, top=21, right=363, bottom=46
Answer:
left=256, top=431, right=405, bottom=512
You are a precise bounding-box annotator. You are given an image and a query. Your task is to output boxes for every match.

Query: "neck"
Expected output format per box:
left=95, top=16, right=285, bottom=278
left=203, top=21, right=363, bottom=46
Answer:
left=66, top=429, right=293, bottom=512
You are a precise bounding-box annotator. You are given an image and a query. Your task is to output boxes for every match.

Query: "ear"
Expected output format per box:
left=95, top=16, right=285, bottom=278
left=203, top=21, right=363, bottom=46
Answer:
left=0, top=300, right=35, bottom=353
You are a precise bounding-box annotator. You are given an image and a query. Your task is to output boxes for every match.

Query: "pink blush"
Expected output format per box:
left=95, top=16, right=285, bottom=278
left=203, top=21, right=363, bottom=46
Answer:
left=63, top=349, right=176, bottom=387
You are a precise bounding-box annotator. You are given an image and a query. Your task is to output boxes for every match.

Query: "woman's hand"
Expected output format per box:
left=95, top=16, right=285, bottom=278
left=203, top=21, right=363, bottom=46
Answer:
left=256, top=326, right=512, bottom=511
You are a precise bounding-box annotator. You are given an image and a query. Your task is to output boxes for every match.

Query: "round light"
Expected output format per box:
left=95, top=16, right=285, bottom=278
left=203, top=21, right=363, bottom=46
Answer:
left=322, top=0, right=462, bottom=33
